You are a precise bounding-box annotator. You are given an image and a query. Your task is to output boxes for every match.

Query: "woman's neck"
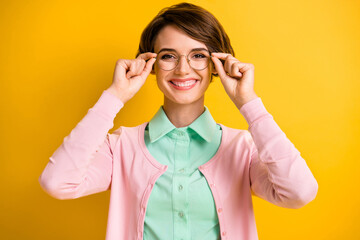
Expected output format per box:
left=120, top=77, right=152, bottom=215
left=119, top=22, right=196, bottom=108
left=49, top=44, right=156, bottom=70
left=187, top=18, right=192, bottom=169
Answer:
left=162, top=97, right=205, bottom=128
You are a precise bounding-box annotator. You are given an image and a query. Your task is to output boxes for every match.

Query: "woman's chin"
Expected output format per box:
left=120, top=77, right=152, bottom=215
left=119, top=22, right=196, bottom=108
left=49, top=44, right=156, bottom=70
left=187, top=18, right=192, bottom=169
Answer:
left=164, top=95, right=204, bottom=106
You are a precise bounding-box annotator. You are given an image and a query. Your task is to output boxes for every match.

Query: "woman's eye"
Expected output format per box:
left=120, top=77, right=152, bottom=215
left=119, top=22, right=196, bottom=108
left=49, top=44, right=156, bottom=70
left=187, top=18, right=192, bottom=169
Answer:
left=161, top=54, right=176, bottom=60
left=193, top=53, right=206, bottom=59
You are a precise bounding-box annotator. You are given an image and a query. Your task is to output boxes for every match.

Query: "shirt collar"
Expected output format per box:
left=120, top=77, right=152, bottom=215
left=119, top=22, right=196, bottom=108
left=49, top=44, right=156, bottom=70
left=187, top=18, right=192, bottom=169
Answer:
left=188, top=106, right=217, bottom=142
left=148, top=106, right=217, bottom=143
left=148, top=106, right=175, bottom=143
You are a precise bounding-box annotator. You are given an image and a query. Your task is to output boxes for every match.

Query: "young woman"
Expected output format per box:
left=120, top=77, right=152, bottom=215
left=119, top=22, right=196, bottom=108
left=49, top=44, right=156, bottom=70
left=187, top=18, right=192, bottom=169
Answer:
left=39, top=2, right=318, bottom=240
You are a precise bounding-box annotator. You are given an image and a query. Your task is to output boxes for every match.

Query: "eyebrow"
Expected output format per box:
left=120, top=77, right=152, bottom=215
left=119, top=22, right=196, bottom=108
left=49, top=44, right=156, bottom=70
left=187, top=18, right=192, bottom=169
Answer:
left=157, top=47, right=209, bottom=54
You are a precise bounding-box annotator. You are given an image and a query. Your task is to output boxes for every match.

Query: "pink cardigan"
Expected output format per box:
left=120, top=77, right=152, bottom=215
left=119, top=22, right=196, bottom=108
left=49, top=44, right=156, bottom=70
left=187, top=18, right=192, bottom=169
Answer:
left=39, top=90, right=318, bottom=240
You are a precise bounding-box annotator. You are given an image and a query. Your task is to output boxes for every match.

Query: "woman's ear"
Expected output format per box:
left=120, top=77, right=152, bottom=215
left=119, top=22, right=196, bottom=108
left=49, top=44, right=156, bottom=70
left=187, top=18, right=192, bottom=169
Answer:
left=211, top=62, right=217, bottom=74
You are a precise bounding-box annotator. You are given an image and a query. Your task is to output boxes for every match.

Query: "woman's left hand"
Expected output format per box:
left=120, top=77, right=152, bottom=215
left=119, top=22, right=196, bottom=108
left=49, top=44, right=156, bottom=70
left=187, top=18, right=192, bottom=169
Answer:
left=211, top=52, right=258, bottom=109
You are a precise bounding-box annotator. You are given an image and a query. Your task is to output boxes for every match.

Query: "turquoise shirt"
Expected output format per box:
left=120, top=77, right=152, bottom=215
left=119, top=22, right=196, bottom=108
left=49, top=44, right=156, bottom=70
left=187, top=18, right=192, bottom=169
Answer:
left=143, top=106, right=222, bottom=240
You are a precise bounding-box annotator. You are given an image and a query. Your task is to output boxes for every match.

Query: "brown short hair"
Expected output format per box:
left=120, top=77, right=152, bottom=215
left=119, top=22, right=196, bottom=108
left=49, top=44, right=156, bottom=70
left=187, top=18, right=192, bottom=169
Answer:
left=136, top=2, right=235, bottom=81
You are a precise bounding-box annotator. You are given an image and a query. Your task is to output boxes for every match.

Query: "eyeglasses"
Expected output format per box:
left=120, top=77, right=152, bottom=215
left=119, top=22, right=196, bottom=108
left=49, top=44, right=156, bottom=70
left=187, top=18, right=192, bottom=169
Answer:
left=155, top=49, right=211, bottom=71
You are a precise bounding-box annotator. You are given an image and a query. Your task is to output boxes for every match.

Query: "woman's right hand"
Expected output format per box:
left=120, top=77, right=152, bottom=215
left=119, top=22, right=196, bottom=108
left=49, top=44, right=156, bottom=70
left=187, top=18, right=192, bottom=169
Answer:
left=106, top=52, right=157, bottom=103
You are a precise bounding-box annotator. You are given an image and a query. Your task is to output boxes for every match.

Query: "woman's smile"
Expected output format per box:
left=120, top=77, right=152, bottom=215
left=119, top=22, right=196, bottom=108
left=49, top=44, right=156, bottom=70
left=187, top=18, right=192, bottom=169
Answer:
left=169, top=78, right=199, bottom=90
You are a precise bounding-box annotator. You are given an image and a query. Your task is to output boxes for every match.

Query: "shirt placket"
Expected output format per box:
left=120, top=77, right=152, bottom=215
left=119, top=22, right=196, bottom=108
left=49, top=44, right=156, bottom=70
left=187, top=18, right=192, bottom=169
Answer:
left=172, top=129, right=190, bottom=240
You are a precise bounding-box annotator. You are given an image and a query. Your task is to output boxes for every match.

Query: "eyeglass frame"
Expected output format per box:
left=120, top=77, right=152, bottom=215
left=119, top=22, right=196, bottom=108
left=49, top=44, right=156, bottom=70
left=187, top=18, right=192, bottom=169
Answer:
left=154, top=48, right=213, bottom=71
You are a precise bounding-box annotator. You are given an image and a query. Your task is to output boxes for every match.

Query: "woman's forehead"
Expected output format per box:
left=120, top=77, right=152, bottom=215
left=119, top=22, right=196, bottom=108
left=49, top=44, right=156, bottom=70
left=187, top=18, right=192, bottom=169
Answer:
left=153, top=25, right=207, bottom=52
left=157, top=48, right=209, bottom=55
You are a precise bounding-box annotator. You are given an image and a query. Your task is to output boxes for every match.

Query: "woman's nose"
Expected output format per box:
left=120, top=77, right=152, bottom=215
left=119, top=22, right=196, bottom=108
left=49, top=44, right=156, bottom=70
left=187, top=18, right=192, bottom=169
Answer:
left=174, top=55, right=191, bottom=75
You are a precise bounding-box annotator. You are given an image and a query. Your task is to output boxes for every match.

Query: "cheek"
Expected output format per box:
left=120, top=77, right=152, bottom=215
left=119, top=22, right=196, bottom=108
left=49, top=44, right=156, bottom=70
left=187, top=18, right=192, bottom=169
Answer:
left=203, top=68, right=212, bottom=82
left=155, top=69, right=168, bottom=92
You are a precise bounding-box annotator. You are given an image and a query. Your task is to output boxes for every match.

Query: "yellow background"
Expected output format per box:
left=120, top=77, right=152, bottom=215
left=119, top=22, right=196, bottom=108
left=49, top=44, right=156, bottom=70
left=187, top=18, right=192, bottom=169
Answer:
left=1, top=0, right=359, bottom=239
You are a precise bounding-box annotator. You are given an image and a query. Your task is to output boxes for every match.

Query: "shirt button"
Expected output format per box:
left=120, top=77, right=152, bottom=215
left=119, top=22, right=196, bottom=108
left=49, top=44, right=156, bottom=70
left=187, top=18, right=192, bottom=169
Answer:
left=178, top=185, right=183, bottom=191
left=178, top=211, right=184, bottom=218
left=179, top=168, right=185, bottom=173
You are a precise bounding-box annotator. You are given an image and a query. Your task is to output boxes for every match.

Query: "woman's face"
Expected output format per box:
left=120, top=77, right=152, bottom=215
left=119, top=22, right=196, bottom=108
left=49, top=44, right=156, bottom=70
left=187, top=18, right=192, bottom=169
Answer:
left=152, top=25, right=216, bottom=106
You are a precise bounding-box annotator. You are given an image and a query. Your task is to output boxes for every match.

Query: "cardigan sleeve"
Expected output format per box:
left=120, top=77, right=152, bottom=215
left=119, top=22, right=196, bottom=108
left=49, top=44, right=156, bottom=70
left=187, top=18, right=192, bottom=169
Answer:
left=38, top=90, right=124, bottom=200
left=240, top=98, right=318, bottom=209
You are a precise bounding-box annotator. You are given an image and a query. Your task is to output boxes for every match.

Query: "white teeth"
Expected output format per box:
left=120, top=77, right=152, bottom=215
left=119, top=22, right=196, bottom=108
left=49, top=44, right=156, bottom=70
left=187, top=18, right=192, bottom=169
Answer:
left=171, top=80, right=196, bottom=87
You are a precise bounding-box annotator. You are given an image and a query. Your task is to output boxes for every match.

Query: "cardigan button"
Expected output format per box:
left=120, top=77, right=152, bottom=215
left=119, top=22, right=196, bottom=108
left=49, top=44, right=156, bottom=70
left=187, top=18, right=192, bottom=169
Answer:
left=222, top=231, right=227, bottom=236
left=217, top=208, right=223, bottom=213
left=210, top=183, right=215, bottom=188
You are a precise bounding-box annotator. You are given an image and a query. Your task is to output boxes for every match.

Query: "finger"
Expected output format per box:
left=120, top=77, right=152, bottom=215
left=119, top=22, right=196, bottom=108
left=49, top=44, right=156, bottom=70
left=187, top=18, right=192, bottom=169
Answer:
left=230, top=62, right=243, bottom=78
left=212, top=52, right=238, bottom=74
left=224, top=58, right=239, bottom=75
left=126, top=59, right=147, bottom=79
left=137, top=52, right=157, bottom=61
left=115, top=59, right=131, bottom=80
left=134, top=59, right=146, bottom=76
left=126, top=61, right=138, bottom=79
left=139, top=57, right=156, bottom=80
left=211, top=56, right=228, bottom=80
left=211, top=52, right=236, bottom=61
left=214, top=52, right=251, bottom=76
left=137, top=59, right=146, bottom=75
left=236, top=62, right=255, bottom=74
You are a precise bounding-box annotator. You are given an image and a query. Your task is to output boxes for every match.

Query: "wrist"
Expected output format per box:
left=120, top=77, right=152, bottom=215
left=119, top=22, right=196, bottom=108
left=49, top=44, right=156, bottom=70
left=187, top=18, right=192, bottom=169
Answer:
left=106, top=85, right=131, bottom=104
left=235, top=93, right=259, bottom=109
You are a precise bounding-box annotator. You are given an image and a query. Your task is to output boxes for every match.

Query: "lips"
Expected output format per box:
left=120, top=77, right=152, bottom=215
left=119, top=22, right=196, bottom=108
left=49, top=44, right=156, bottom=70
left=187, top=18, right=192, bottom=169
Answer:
left=169, top=78, right=198, bottom=90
